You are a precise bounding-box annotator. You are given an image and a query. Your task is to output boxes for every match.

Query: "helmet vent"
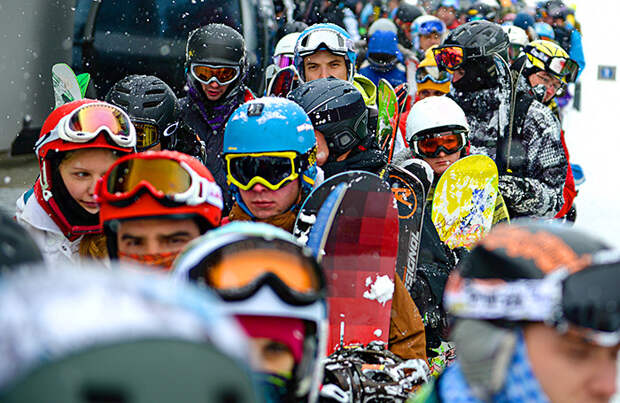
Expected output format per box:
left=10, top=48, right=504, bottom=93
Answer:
left=143, top=100, right=163, bottom=108
left=145, top=88, right=165, bottom=96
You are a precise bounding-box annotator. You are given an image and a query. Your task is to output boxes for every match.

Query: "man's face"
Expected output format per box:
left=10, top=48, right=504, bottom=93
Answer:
left=303, top=50, right=348, bottom=81
left=529, top=70, right=563, bottom=103
left=200, top=81, right=230, bottom=102
left=524, top=323, right=619, bottom=403
left=239, top=179, right=301, bottom=219
left=117, top=218, right=201, bottom=256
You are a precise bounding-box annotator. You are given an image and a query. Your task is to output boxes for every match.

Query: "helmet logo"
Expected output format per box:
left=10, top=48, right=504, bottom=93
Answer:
left=247, top=103, right=264, bottom=116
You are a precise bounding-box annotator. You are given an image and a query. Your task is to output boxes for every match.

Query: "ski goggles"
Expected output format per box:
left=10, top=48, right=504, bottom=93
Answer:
left=189, top=240, right=326, bottom=306
left=37, top=102, right=136, bottom=151
left=190, top=63, right=240, bottom=86
left=274, top=54, right=294, bottom=69
left=524, top=45, right=579, bottom=83
left=132, top=120, right=160, bottom=150
left=416, top=19, right=445, bottom=36
left=225, top=151, right=302, bottom=191
left=296, top=28, right=354, bottom=58
left=433, top=45, right=485, bottom=71
left=508, top=43, right=524, bottom=63
left=411, top=131, right=466, bottom=158
left=415, top=66, right=452, bottom=84
left=100, top=156, right=223, bottom=209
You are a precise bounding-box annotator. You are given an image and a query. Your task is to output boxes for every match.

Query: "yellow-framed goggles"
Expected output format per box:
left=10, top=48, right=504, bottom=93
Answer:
left=225, top=151, right=301, bottom=191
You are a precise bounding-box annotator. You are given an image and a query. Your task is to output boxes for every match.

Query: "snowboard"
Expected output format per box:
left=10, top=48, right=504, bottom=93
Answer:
left=266, top=65, right=298, bottom=97
left=52, top=63, right=90, bottom=108
left=382, top=164, right=427, bottom=295
left=294, top=171, right=399, bottom=355
left=431, top=155, right=499, bottom=250
left=376, top=79, right=399, bottom=161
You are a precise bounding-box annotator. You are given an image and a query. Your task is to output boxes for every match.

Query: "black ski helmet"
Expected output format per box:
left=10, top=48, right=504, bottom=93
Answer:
left=105, top=75, right=179, bottom=151
left=288, top=77, right=368, bottom=158
left=443, top=20, right=509, bottom=91
left=395, top=3, right=425, bottom=23
left=0, top=211, right=43, bottom=273
left=185, top=24, right=247, bottom=101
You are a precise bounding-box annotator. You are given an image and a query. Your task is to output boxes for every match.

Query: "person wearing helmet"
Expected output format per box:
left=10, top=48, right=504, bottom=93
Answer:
left=294, top=23, right=378, bottom=113
left=358, top=29, right=408, bottom=88
left=410, top=221, right=620, bottom=403
left=106, top=74, right=206, bottom=163
left=0, top=263, right=260, bottom=402
left=15, top=99, right=136, bottom=266
left=222, top=98, right=318, bottom=233
left=179, top=24, right=255, bottom=213
left=434, top=0, right=460, bottom=30
left=403, top=96, right=508, bottom=362
left=288, top=78, right=386, bottom=178
left=95, top=150, right=223, bottom=270
left=434, top=20, right=567, bottom=219
left=393, top=2, right=425, bottom=49
left=172, top=222, right=328, bottom=403
left=502, top=25, right=529, bottom=65
left=265, top=32, right=303, bottom=89
left=534, top=21, right=555, bottom=41
left=411, top=15, right=447, bottom=61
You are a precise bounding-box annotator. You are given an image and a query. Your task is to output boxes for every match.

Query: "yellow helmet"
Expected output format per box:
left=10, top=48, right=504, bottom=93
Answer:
left=416, top=46, right=451, bottom=95
left=523, top=40, right=578, bottom=83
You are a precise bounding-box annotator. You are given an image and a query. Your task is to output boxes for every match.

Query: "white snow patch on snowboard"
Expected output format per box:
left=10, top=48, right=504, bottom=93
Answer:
left=363, top=275, right=394, bottom=306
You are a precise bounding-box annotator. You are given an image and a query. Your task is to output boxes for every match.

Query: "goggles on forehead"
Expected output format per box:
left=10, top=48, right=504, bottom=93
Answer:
left=36, top=103, right=136, bottom=153
left=433, top=45, right=485, bottom=71
left=417, top=20, right=445, bottom=36
left=188, top=240, right=326, bottom=306
left=411, top=130, right=467, bottom=158
left=225, top=151, right=303, bottom=191
left=100, top=157, right=223, bottom=209
left=191, top=64, right=240, bottom=86
left=525, top=45, right=579, bottom=83
left=415, top=66, right=452, bottom=84
left=296, top=28, right=353, bottom=58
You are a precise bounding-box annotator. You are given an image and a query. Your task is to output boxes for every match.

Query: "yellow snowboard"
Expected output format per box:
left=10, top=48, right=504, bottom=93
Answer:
left=431, top=155, right=499, bottom=249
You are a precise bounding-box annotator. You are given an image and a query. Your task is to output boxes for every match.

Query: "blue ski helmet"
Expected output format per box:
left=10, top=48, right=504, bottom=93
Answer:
left=293, top=23, right=357, bottom=82
left=534, top=22, right=555, bottom=41
left=223, top=97, right=318, bottom=215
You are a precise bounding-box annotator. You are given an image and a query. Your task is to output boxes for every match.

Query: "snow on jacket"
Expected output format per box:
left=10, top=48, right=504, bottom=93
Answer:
left=15, top=190, right=81, bottom=267
left=451, top=79, right=567, bottom=218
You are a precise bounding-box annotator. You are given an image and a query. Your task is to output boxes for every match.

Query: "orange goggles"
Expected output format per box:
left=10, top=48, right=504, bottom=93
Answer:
left=433, top=45, right=484, bottom=71
left=412, top=131, right=466, bottom=158
left=191, top=64, right=240, bottom=86
left=192, top=241, right=326, bottom=306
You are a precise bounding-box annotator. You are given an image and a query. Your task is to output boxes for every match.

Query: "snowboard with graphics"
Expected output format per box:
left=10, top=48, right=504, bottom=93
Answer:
left=294, top=171, right=399, bottom=354
left=431, top=155, right=499, bottom=250
left=376, top=79, right=399, bottom=161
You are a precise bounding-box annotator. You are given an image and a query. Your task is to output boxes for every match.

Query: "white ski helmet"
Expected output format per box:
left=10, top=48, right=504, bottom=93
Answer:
left=368, top=18, right=398, bottom=37
left=406, top=96, right=469, bottom=142
left=502, top=25, right=528, bottom=47
left=275, top=32, right=301, bottom=59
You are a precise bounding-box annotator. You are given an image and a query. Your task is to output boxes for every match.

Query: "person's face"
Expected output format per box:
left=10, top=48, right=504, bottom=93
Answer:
left=200, top=81, right=230, bottom=102
left=117, top=218, right=201, bottom=255
left=524, top=323, right=619, bottom=403
left=436, top=6, right=456, bottom=25
left=529, top=70, right=563, bottom=103
left=422, top=149, right=460, bottom=176
left=303, top=50, right=348, bottom=81
left=417, top=88, right=446, bottom=100
left=59, top=148, right=119, bottom=214
left=418, top=32, right=442, bottom=51
left=250, top=337, right=295, bottom=373
left=239, top=179, right=301, bottom=219
left=315, top=130, right=329, bottom=166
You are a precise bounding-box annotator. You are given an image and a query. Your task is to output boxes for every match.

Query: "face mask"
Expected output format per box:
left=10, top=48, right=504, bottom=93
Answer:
left=256, top=371, right=292, bottom=403
left=118, top=251, right=180, bottom=270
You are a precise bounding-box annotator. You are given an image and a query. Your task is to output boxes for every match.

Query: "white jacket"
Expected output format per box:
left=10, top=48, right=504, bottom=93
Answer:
left=15, top=191, right=82, bottom=267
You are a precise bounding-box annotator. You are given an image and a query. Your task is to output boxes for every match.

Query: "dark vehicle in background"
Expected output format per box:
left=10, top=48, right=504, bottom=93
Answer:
left=72, top=0, right=275, bottom=97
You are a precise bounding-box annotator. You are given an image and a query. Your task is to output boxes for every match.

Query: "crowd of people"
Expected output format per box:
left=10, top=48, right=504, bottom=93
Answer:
left=2, top=1, right=619, bottom=402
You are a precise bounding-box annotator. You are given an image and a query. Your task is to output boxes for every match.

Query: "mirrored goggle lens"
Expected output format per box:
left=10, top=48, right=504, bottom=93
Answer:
left=133, top=122, right=159, bottom=149
left=549, top=57, right=579, bottom=82
left=107, top=158, right=191, bottom=196
left=416, top=133, right=464, bottom=157
left=228, top=155, right=296, bottom=189
left=562, top=264, right=620, bottom=335
left=297, top=29, right=351, bottom=56
left=191, top=64, right=239, bottom=85
left=508, top=44, right=523, bottom=61
left=207, top=248, right=321, bottom=294
left=415, top=66, right=451, bottom=83
left=434, top=46, right=465, bottom=70
left=274, top=54, right=294, bottom=68
left=418, top=20, right=445, bottom=35
left=67, top=104, right=131, bottom=138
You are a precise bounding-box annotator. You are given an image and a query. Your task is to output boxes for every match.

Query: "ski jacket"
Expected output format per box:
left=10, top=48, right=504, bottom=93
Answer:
left=451, top=78, right=567, bottom=218
left=321, top=135, right=387, bottom=179
left=15, top=190, right=82, bottom=267
left=359, top=62, right=408, bottom=89
left=179, top=87, right=254, bottom=213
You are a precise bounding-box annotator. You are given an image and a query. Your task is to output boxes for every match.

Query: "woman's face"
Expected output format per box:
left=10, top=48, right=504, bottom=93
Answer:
left=59, top=148, right=119, bottom=214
